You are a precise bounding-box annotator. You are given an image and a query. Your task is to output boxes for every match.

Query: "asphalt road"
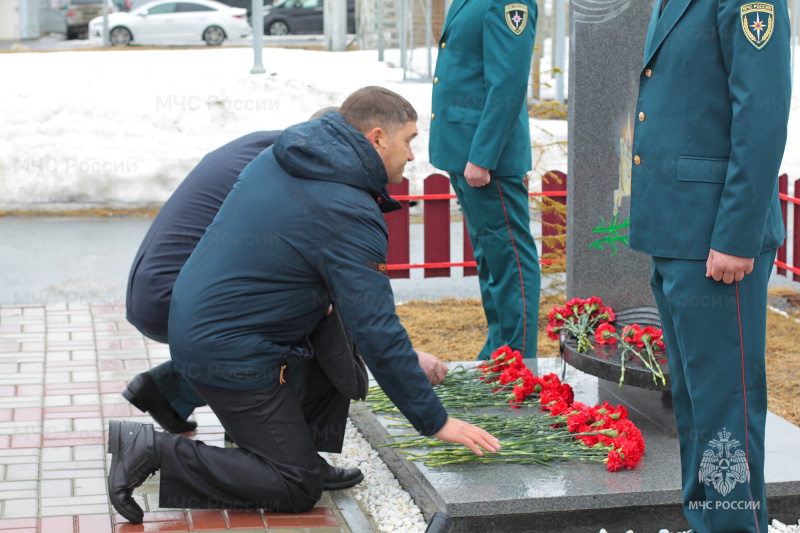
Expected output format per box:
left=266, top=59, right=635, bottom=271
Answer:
left=0, top=216, right=485, bottom=306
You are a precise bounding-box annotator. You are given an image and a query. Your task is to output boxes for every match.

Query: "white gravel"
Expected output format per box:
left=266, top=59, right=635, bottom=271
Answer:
left=329, top=420, right=428, bottom=533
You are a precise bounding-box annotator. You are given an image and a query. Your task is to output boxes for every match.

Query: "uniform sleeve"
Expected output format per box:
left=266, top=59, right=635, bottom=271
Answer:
left=468, top=0, right=538, bottom=170
left=307, top=209, right=448, bottom=437
left=710, top=0, right=791, bottom=257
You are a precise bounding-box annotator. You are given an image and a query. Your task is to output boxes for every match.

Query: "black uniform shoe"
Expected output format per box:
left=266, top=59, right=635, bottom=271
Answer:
left=321, top=457, right=364, bottom=490
left=107, top=421, right=159, bottom=524
left=122, top=373, right=197, bottom=434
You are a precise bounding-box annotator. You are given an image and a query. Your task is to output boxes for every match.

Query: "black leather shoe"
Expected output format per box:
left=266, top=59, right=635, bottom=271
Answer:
left=107, top=420, right=159, bottom=524
left=321, top=457, right=363, bottom=490
left=122, top=373, right=197, bottom=434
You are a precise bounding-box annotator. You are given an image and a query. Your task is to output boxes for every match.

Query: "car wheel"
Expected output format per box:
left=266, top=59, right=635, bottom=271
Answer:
left=203, top=25, right=226, bottom=46
left=109, top=27, right=132, bottom=46
left=268, top=20, right=289, bottom=35
left=66, top=26, right=77, bottom=40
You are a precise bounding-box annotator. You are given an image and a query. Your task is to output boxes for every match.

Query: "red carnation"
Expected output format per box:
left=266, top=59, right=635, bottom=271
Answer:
left=606, top=450, right=623, bottom=472
left=595, top=323, right=616, bottom=345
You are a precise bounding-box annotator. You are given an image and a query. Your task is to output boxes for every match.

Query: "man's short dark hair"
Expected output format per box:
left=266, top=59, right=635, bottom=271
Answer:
left=339, top=86, right=418, bottom=135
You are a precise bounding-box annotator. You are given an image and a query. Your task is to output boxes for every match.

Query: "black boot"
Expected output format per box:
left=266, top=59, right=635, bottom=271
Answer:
left=107, top=420, right=160, bottom=524
left=122, top=372, right=197, bottom=433
left=321, top=456, right=363, bottom=490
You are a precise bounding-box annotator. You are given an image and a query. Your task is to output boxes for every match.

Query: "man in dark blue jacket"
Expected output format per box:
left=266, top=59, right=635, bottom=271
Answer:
left=124, top=130, right=281, bottom=434
left=107, top=87, right=500, bottom=523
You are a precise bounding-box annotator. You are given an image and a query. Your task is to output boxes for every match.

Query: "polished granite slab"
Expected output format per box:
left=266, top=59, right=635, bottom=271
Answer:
left=351, top=358, right=800, bottom=533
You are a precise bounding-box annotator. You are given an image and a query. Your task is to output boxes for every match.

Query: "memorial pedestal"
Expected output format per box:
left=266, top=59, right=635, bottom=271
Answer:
left=352, top=359, right=800, bottom=533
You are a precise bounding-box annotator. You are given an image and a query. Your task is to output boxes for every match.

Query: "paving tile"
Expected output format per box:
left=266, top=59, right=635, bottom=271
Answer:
left=74, top=477, right=107, bottom=496
left=73, top=371, right=100, bottom=383
left=39, top=516, right=76, bottom=533
left=0, top=410, right=11, bottom=423
left=43, top=419, right=74, bottom=433
left=10, top=433, right=42, bottom=449
left=45, top=396, right=73, bottom=407
left=74, top=445, right=105, bottom=462
left=77, top=513, right=114, bottom=533
left=99, top=382, right=126, bottom=395
left=102, top=404, right=134, bottom=418
left=41, top=495, right=110, bottom=507
left=5, top=463, right=39, bottom=481
left=115, top=512, right=190, bottom=533
left=0, top=344, right=20, bottom=354
left=41, top=469, right=106, bottom=480
left=41, top=504, right=112, bottom=517
left=0, top=386, right=16, bottom=397
left=99, top=361, right=124, bottom=371
left=45, top=407, right=101, bottom=418
left=224, top=510, right=266, bottom=530
left=2, top=498, right=38, bottom=518
left=123, top=360, right=150, bottom=371
left=187, top=510, right=226, bottom=531
left=0, top=364, right=17, bottom=374
left=43, top=432, right=104, bottom=448
left=72, top=394, right=102, bottom=406
left=0, top=518, right=37, bottom=530
left=42, top=447, right=73, bottom=462
left=41, top=479, right=73, bottom=498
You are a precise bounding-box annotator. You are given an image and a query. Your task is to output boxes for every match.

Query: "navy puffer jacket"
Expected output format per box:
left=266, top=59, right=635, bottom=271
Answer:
left=169, top=112, right=448, bottom=436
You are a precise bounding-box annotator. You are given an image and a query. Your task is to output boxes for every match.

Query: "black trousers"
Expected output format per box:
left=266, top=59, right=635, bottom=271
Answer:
left=157, top=356, right=350, bottom=512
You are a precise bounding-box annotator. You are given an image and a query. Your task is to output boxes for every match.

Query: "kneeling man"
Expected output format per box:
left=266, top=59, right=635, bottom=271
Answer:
left=106, top=86, right=500, bottom=523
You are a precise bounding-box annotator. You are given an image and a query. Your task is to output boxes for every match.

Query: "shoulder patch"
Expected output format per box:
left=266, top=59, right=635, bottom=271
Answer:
left=741, top=3, right=774, bottom=50
left=505, top=3, right=529, bottom=35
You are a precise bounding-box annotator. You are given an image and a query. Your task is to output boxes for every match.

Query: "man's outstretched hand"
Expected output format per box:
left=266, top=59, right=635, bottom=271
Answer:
left=415, top=349, right=449, bottom=385
left=464, top=162, right=490, bottom=187
left=706, top=249, right=754, bottom=284
left=434, top=417, right=501, bottom=456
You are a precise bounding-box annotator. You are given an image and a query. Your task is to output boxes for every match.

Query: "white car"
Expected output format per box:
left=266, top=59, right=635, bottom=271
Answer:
left=89, top=0, right=250, bottom=46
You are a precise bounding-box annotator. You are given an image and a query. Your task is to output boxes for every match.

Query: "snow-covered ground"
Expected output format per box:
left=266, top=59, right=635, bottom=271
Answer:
left=0, top=47, right=567, bottom=209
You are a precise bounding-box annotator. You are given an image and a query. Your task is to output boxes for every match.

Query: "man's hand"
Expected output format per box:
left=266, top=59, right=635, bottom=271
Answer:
left=706, top=249, right=754, bottom=284
left=434, top=417, right=501, bottom=456
left=415, top=349, right=449, bottom=385
left=464, top=162, right=490, bottom=187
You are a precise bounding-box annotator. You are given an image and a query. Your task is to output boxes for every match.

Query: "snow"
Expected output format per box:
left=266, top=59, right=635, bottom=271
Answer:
left=0, top=46, right=567, bottom=209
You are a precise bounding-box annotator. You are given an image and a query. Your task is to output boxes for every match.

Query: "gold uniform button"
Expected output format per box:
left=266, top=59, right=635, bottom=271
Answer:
left=638, top=112, right=645, bottom=122
left=434, top=77, right=438, bottom=84
left=634, top=155, right=641, bottom=165
left=431, top=113, right=435, bottom=120
left=645, top=68, right=652, bottom=77
left=441, top=42, right=446, bottom=49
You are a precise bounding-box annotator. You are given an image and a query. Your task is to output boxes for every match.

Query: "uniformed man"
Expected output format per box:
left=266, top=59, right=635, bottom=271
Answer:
left=106, top=87, right=500, bottom=524
left=629, top=0, right=791, bottom=530
left=430, top=0, right=541, bottom=360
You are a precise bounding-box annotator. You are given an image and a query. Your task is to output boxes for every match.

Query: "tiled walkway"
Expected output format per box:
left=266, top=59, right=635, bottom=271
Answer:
left=0, top=304, right=356, bottom=533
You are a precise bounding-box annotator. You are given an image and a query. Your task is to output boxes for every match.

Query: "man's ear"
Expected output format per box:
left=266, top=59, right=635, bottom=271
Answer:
left=365, top=127, right=385, bottom=150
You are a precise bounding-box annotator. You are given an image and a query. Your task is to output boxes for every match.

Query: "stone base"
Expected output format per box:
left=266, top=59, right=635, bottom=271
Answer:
left=351, top=358, right=800, bottom=533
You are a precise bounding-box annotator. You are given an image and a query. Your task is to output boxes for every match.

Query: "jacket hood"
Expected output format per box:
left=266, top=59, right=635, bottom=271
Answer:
left=274, top=111, right=401, bottom=213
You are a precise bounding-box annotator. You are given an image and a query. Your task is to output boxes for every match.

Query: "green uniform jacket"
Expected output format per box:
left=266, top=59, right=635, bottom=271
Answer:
left=429, top=0, right=538, bottom=176
left=629, top=0, right=791, bottom=260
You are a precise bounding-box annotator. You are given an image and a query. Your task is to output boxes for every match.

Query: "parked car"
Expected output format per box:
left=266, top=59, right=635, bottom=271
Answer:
left=214, top=0, right=271, bottom=19
left=89, top=0, right=250, bottom=46
left=64, top=0, right=119, bottom=39
left=262, top=0, right=354, bottom=36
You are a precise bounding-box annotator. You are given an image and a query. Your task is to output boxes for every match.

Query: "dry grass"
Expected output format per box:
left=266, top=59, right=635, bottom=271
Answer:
left=399, top=293, right=800, bottom=426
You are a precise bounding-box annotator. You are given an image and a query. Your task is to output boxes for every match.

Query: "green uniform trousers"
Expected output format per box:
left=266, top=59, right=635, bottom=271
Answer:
left=650, top=250, right=775, bottom=533
left=450, top=173, right=540, bottom=360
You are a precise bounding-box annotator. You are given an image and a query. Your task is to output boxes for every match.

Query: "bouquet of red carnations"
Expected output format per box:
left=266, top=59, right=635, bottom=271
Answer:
left=547, top=297, right=616, bottom=353
left=368, top=346, right=645, bottom=471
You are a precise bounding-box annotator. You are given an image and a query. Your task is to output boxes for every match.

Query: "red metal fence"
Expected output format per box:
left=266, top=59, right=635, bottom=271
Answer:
left=383, top=172, right=567, bottom=279
left=386, top=172, right=797, bottom=281
left=776, top=173, right=800, bottom=280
